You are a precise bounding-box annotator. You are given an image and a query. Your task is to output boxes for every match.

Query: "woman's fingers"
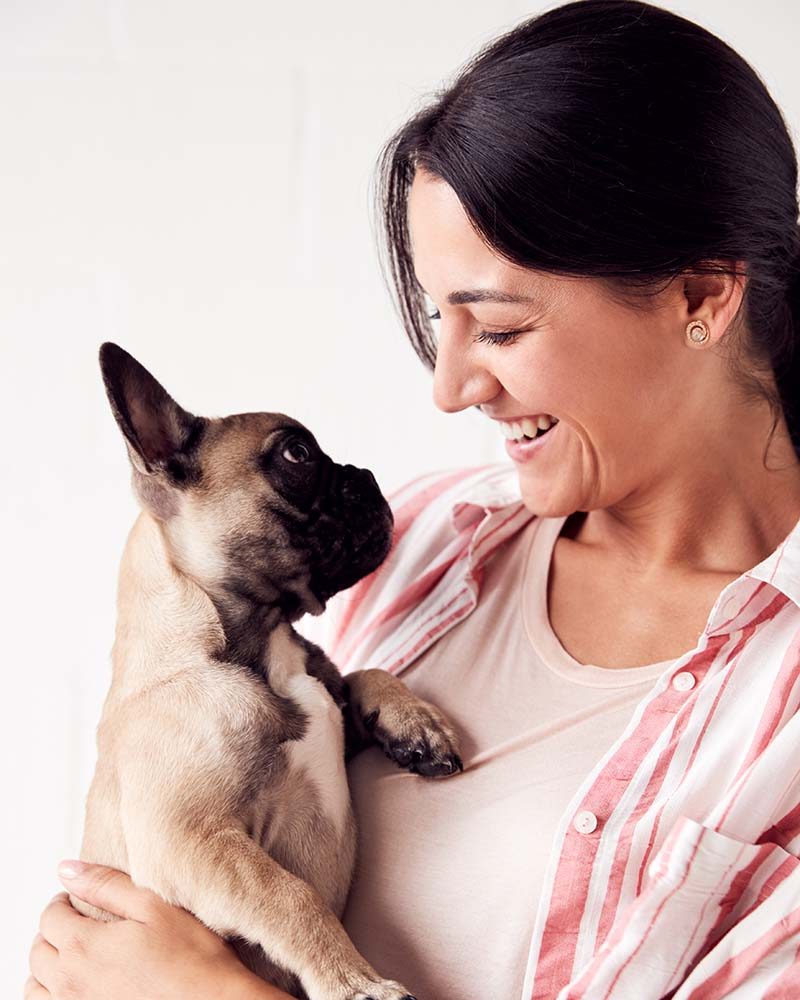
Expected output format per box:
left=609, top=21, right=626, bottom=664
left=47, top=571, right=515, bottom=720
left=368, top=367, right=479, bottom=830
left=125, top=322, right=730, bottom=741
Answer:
left=27, top=933, right=57, bottom=994
left=23, top=973, right=49, bottom=998
left=57, top=860, right=164, bottom=923
left=39, top=892, right=90, bottom=950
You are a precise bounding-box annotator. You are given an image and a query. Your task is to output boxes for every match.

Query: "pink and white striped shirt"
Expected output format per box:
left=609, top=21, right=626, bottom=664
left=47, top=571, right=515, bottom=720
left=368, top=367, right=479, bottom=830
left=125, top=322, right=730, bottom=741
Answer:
left=320, top=461, right=800, bottom=999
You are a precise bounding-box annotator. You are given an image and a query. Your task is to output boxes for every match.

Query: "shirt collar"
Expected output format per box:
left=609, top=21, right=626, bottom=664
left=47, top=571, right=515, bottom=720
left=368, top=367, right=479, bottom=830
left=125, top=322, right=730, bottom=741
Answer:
left=742, top=511, right=800, bottom=610
left=447, top=463, right=525, bottom=533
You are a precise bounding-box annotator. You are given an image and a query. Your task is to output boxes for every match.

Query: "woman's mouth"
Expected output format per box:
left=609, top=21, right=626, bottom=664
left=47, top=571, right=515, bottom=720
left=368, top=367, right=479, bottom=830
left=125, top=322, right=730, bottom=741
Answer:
left=502, top=416, right=560, bottom=463
left=498, top=414, right=559, bottom=440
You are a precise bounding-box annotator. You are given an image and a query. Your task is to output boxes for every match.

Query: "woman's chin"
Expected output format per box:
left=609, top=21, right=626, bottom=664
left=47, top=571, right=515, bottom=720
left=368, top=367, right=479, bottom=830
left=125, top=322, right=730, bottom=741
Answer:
left=515, top=473, right=577, bottom=521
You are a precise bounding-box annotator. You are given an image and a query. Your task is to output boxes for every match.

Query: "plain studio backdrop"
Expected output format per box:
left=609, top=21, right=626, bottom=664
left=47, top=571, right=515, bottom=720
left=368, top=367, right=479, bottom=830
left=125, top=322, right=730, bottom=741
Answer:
left=1, top=1, right=797, bottom=994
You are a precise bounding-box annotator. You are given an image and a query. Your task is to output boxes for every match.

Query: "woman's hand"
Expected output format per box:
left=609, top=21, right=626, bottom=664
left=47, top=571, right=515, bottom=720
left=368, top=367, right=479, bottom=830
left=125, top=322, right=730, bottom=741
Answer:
left=25, top=859, right=285, bottom=1000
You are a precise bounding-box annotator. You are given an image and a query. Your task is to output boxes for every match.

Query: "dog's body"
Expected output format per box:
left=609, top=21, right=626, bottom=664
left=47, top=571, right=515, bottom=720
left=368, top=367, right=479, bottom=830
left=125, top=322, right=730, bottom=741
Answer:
left=78, top=513, right=355, bottom=996
left=72, top=344, right=463, bottom=1000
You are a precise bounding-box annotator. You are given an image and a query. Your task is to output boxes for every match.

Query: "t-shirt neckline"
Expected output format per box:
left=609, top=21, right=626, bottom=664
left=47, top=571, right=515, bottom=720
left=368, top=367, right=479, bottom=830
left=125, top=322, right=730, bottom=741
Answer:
left=521, top=515, right=679, bottom=688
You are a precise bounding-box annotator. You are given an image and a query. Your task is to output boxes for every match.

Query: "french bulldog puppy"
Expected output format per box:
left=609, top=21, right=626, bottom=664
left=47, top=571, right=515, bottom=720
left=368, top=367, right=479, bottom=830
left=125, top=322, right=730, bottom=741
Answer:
left=70, top=343, right=463, bottom=1000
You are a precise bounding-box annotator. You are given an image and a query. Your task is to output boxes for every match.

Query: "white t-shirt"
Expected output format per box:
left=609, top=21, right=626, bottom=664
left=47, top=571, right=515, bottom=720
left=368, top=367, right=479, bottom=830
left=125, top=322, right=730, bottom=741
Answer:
left=341, top=513, right=676, bottom=1000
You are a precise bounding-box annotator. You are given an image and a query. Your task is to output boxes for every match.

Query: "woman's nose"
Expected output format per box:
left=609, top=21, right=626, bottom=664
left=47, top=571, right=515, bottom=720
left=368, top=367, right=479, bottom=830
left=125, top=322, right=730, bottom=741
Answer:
left=431, top=328, right=502, bottom=413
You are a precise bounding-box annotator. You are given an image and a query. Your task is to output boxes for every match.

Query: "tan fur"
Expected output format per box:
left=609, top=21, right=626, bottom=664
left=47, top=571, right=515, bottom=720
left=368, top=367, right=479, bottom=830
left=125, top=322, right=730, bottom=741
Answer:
left=73, top=510, right=460, bottom=999
left=164, top=416, right=325, bottom=616
left=79, top=345, right=463, bottom=998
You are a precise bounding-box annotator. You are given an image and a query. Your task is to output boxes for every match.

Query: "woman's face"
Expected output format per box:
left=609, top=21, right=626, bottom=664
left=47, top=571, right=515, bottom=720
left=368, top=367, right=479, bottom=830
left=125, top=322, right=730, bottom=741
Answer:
left=407, top=168, right=747, bottom=520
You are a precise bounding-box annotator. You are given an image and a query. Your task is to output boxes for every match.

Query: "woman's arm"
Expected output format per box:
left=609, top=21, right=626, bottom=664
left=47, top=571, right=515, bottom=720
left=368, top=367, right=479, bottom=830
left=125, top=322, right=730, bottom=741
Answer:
left=26, top=860, right=295, bottom=1000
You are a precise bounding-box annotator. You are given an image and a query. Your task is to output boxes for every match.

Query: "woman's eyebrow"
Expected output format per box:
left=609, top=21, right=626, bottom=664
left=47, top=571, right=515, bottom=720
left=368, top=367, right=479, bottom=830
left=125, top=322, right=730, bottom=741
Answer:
left=446, top=288, right=537, bottom=305
left=418, top=281, right=539, bottom=306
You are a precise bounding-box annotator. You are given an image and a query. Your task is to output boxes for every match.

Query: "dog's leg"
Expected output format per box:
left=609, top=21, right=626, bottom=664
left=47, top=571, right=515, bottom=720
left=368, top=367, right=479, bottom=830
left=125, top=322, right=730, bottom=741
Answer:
left=139, top=825, right=416, bottom=1000
left=292, top=631, right=347, bottom=709
left=288, top=632, right=369, bottom=761
left=343, top=668, right=463, bottom=777
left=229, top=936, right=306, bottom=998
left=292, top=632, right=463, bottom=775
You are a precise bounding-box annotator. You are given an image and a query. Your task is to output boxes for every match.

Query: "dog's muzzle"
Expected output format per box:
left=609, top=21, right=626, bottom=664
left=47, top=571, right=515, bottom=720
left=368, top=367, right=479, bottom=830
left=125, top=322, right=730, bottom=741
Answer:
left=305, top=463, right=394, bottom=602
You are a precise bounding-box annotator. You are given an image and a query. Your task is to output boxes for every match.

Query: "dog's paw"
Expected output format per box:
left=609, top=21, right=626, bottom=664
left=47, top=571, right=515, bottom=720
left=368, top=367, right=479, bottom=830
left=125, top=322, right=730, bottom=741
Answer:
left=364, top=697, right=463, bottom=779
left=349, top=994, right=417, bottom=1000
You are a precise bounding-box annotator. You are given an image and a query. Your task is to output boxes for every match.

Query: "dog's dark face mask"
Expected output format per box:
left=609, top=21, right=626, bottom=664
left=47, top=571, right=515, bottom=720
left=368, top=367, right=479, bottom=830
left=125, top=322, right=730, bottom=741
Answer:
left=99, top=342, right=394, bottom=620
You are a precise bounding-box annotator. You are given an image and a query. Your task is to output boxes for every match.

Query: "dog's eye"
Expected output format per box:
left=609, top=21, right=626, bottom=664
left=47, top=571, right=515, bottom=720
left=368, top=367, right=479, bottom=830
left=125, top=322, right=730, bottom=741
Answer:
left=282, top=438, right=311, bottom=464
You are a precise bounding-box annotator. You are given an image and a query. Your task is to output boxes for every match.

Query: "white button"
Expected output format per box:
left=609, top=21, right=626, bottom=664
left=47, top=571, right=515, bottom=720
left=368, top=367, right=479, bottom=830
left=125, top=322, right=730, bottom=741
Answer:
left=573, top=810, right=598, bottom=834
left=672, top=671, right=696, bottom=692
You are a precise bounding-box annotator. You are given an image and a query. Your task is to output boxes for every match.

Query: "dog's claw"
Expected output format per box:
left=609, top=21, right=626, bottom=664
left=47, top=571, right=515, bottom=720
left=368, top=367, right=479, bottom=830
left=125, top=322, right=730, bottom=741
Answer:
left=415, top=752, right=462, bottom=778
left=376, top=732, right=462, bottom=778
left=359, top=996, right=417, bottom=1000
left=346, top=989, right=417, bottom=1000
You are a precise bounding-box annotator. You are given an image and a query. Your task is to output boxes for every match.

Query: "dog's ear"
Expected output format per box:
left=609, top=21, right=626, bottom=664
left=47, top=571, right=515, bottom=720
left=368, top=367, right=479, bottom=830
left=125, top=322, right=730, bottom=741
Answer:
left=99, top=342, right=203, bottom=478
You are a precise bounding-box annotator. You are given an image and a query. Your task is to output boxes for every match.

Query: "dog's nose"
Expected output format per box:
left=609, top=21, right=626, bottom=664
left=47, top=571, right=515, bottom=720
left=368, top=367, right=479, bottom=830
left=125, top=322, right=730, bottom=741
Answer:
left=340, top=465, right=378, bottom=502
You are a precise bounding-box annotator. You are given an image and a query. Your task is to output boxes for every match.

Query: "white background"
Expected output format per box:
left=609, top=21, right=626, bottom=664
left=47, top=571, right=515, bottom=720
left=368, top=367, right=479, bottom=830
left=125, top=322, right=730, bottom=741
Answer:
left=1, top=2, right=797, bottom=994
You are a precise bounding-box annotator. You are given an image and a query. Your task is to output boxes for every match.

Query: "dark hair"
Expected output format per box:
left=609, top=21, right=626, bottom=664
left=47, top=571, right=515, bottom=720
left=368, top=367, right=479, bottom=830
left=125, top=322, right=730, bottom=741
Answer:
left=372, top=0, right=800, bottom=464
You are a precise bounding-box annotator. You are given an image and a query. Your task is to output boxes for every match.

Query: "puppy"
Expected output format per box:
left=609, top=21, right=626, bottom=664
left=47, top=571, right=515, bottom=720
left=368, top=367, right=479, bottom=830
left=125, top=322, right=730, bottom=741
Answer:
left=70, top=343, right=463, bottom=1000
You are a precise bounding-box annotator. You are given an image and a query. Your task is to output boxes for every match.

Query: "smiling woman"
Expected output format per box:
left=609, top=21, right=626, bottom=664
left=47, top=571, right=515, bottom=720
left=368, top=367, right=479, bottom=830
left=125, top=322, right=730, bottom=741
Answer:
left=331, top=1, right=800, bottom=998
left=26, top=3, right=800, bottom=1000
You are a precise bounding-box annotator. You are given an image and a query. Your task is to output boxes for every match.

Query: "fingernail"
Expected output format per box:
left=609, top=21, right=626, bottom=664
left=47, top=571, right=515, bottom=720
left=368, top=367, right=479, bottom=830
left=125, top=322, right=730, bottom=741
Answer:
left=58, top=860, right=86, bottom=879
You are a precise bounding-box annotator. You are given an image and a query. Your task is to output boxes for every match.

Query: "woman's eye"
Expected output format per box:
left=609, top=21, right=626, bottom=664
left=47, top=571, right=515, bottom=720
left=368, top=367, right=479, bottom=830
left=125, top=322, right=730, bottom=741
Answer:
left=426, top=304, right=523, bottom=346
left=282, top=438, right=311, bottom=463
left=473, top=330, right=523, bottom=346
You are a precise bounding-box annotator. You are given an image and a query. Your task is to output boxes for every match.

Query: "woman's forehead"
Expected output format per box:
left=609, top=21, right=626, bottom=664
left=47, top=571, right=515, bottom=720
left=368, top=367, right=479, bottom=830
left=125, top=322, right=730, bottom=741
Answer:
left=407, top=171, right=569, bottom=304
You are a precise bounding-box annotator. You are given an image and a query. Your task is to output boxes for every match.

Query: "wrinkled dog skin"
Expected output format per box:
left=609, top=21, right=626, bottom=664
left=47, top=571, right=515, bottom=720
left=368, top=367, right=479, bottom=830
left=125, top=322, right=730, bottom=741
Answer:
left=72, top=343, right=463, bottom=1000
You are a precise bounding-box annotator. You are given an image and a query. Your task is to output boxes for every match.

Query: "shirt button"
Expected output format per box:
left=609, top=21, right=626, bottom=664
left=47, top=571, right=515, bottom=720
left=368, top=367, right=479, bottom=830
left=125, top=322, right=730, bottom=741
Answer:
left=574, top=810, right=598, bottom=834
left=672, top=671, right=696, bottom=692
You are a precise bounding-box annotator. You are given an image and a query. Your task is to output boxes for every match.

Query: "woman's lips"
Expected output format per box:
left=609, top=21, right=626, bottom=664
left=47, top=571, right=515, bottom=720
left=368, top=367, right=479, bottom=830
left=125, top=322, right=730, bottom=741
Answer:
left=504, top=419, right=559, bottom=463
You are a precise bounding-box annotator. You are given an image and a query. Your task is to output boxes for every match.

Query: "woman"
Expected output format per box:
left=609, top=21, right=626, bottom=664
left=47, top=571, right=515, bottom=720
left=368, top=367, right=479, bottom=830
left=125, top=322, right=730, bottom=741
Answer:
left=27, top=1, right=800, bottom=997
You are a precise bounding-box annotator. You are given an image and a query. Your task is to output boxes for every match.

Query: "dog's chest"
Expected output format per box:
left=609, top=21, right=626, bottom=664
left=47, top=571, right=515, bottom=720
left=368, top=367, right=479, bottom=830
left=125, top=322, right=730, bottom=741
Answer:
left=281, top=671, right=350, bottom=835
left=263, top=626, right=350, bottom=843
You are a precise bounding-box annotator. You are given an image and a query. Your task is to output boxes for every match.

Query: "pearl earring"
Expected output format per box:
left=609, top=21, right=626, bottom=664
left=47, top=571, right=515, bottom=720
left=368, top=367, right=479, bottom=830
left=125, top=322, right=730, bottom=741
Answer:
left=686, top=320, right=710, bottom=348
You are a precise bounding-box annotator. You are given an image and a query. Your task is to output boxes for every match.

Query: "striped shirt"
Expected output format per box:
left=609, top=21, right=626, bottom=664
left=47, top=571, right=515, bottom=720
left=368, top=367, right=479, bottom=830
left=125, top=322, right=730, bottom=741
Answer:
left=319, top=461, right=800, bottom=999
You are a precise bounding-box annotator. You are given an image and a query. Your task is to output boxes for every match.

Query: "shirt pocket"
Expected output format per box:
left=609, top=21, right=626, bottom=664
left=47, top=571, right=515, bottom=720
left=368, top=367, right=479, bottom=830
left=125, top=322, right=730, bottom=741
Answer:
left=640, top=815, right=800, bottom=974
left=565, top=816, right=800, bottom=999
left=658, top=818, right=800, bottom=999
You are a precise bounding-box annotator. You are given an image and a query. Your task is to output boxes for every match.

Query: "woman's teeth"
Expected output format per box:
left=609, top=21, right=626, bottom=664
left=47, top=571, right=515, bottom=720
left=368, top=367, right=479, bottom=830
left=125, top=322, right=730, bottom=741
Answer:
left=500, top=415, right=559, bottom=441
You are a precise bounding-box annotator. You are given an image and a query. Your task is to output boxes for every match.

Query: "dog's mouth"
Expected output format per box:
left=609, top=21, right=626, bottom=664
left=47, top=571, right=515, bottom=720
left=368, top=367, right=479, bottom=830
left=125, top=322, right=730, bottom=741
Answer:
left=271, top=462, right=394, bottom=617
left=305, top=497, right=394, bottom=605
